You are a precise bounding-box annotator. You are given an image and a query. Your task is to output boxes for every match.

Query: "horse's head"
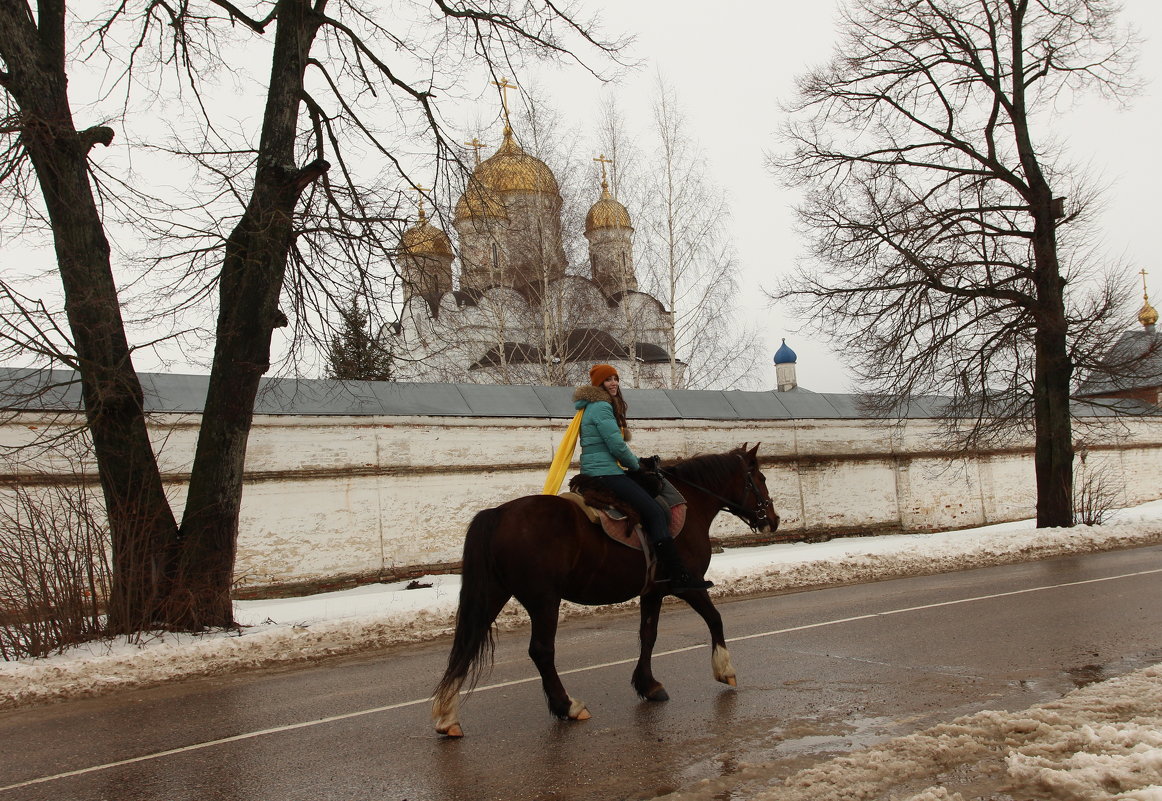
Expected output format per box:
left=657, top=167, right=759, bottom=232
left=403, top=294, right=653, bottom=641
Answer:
left=733, top=443, right=779, bottom=534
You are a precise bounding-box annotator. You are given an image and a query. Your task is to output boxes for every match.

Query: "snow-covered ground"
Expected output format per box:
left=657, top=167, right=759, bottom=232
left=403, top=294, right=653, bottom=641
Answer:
left=4, top=502, right=1162, bottom=800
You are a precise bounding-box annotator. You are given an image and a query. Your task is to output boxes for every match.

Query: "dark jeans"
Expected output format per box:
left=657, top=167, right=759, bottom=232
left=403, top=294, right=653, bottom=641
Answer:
left=592, top=472, right=670, bottom=545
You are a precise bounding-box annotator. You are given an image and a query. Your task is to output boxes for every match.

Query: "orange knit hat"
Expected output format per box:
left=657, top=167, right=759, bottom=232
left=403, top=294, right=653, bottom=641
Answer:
left=589, top=363, right=619, bottom=386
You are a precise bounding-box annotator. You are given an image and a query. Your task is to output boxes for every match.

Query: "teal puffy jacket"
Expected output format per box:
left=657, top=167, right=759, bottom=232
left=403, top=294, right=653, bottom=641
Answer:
left=573, top=384, right=640, bottom=476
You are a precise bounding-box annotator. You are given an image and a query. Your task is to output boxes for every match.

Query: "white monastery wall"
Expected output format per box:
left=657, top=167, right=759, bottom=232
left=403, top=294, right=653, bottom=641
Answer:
left=3, top=411, right=1161, bottom=596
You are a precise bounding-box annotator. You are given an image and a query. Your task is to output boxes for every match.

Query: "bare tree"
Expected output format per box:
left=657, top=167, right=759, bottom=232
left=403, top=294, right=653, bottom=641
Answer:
left=636, top=74, right=761, bottom=390
left=772, top=0, right=1139, bottom=527
left=0, top=0, right=622, bottom=631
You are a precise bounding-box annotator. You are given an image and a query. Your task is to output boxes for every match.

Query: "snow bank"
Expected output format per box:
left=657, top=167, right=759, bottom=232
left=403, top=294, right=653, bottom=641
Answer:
left=754, top=664, right=1162, bottom=801
left=653, top=664, right=1162, bottom=801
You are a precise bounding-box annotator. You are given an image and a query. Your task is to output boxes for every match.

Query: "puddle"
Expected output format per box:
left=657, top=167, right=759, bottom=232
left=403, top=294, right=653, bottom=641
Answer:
left=772, top=715, right=894, bottom=757
left=1065, top=663, right=1107, bottom=688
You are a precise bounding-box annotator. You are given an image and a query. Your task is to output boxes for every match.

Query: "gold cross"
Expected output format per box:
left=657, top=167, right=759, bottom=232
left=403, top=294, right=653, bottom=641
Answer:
left=491, top=77, right=516, bottom=127
left=593, top=153, right=613, bottom=185
left=464, top=137, right=487, bottom=166
left=1141, top=268, right=1150, bottom=300
left=411, top=184, right=427, bottom=219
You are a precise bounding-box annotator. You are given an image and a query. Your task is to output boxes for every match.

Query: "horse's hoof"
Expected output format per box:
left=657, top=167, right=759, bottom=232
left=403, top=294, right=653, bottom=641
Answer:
left=567, top=697, right=590, bottom=720
left=722, top=676, right=737, bottom=687
left=437, top=723, right=464, bottom=738
left=646, top=686, right=670, bottom=702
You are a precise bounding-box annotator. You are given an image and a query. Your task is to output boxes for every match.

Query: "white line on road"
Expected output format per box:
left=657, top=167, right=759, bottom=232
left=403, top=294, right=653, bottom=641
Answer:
left=4, top=566, right=1161, bottom=793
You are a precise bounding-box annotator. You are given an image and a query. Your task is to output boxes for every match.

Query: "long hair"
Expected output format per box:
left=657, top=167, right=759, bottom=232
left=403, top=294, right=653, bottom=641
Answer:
left=610, top=391, right=628, bottom=431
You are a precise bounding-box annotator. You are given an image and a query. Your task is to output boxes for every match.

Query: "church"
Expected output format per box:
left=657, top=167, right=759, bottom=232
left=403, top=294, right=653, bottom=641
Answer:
left=1077, top=272, right=1162, bottom=406
left=385, top=87, right=682, bottom=389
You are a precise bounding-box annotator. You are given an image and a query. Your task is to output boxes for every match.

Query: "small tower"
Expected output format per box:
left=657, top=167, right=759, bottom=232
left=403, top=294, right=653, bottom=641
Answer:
left=774, top=339, right=798, bottom=392
left=1138, top=269, right=1157, bottom=333
left=584, top=154, right=636, bottom=296
left=399, top=187, right=454, bottom=303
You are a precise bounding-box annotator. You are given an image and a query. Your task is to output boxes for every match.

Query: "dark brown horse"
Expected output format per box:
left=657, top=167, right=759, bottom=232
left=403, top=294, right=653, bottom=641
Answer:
left=431, top=443, right=779, bottom=736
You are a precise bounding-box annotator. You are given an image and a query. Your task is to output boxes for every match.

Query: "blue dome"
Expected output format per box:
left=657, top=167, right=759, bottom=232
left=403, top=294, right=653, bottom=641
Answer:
left=773, top=339, right=797, bottom=365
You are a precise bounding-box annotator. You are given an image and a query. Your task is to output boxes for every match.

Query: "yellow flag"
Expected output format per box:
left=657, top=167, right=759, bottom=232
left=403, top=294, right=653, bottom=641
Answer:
left=542, top=410, right=583, bottom=494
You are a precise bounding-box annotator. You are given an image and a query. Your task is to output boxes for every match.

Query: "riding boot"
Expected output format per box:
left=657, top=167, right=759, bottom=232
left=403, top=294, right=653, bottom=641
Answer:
left=652, top=538, right=713, bottom=593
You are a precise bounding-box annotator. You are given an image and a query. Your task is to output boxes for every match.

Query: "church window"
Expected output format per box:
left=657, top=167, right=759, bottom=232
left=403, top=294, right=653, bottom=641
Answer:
left=492, top=242, right=499, bottom=273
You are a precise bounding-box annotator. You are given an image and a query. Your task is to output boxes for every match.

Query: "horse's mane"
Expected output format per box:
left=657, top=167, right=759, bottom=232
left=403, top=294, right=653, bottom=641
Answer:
left=664, top=449, right=744, bottom=488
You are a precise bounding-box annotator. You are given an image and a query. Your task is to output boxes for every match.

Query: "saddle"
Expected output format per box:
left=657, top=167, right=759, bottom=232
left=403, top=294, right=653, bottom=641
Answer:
left=563, top=473, right=687, bottom=552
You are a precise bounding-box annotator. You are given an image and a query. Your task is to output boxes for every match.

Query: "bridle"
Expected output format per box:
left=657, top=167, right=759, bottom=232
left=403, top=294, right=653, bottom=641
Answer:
left=658, top=454, right=775, bottom=533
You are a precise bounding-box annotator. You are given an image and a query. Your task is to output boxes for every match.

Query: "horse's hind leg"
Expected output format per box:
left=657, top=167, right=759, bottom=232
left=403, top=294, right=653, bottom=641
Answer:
left=679, top=590, right=737, bottom=687
left=631, top=590, right=670, bottom=701
left=432, top=584, right=512, bottom=737
left=524, top=597, right=590, bottom=721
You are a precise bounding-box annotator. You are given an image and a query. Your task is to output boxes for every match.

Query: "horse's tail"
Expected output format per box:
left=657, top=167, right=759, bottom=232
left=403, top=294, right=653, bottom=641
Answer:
left=433, top=506, right=509, bottom=726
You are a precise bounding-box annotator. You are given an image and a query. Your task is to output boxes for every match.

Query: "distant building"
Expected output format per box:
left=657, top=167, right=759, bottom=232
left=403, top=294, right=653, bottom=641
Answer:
left=385, top=87, right=682, bottom=389
left=1077, top=274, right=1162, bottom=406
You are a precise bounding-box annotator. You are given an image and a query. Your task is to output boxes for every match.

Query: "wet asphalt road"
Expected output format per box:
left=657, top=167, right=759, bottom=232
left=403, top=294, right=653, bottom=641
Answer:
left=2, top=544, right=1161, bottom=801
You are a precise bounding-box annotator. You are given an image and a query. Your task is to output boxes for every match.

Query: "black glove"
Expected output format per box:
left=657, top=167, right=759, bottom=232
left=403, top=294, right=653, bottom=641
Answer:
left=628, top=457, right=663, bottom=496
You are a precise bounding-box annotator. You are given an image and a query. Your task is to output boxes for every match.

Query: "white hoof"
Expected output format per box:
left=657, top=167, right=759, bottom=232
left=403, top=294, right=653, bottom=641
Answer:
left=432, top=688, right=463, bottom=736
left=436, top=721, right=464, bottom=738
left=567, top=697, right=591, bottom=721
left=712, top=644, right=737, bottom=686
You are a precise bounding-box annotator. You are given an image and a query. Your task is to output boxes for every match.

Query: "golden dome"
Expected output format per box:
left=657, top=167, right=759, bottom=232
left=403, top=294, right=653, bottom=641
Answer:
left=401, top=208, right=454, bottom=258
left=473, top=129, right=559, bottom=194
left=584, top=181, right=632, bottom=233
left=454, top=178, right=509, bottom=222
left=1140, top=300, right=1158, bottom=328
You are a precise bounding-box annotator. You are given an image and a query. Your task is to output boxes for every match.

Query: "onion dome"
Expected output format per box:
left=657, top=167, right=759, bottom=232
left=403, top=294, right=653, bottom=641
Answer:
left=1136, top=271, right=1158, bottom=328
left=584, top=180, right=632, bottom=233
left=473, top=127, right=559, bottom=194
left=400, top=206, right=454, bottom=258
left=1140, top=299, right=1158, bottom=328
left=454, top=178, right=509, bottom=222
left=773, top=339, right=797, bottom=365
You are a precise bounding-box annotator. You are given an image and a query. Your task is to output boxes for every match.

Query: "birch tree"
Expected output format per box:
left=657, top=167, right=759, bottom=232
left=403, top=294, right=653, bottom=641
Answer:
left=637, top=75, right=761, bottom=390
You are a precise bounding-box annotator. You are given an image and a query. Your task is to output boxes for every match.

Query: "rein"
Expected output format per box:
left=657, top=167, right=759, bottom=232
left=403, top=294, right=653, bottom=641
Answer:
left=658, top=455, right=769, bottom=532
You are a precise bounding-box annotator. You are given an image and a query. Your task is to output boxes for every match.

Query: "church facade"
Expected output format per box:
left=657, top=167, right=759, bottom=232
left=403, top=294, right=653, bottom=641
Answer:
left=385, top=114, right=682, bottom=389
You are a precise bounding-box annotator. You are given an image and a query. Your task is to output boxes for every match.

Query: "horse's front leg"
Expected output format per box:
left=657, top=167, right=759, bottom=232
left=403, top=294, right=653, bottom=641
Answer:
left=524, top=597, right=590, bottom=721
left=678, top=589, right=737, bottom=687
left=632, top=590, right=669, bottom=701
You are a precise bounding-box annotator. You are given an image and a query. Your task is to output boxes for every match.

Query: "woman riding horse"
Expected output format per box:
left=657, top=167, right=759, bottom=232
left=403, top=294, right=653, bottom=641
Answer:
left=574, top=363, right=712, bottom=593
left=431, top=416, right=779, bottom=736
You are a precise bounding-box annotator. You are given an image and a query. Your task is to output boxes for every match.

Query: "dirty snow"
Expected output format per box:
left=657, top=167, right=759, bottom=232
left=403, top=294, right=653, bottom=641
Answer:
left=3, top=502, right=1162, bottom=800
left=660, top=663, right=1162, bottom=801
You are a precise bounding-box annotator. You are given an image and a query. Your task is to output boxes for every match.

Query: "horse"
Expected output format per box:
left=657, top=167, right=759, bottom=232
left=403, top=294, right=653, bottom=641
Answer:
left=431, top=443, right=779, bottom=737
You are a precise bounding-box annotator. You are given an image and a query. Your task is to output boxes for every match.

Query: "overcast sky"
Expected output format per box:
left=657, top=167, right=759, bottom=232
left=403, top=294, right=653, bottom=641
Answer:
left=534, top=0, right=1162, bottom=393
left=9, top=2, right=1158, bottom=394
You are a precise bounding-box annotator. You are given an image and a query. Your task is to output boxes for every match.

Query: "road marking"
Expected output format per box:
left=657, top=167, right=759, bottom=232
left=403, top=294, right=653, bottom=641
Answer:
left=4, top=566, right=1161, bottom=793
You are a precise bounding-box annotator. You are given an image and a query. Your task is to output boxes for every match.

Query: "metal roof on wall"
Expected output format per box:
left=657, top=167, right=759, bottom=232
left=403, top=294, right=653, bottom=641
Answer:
left=0, top=367, right=1156, bottom=421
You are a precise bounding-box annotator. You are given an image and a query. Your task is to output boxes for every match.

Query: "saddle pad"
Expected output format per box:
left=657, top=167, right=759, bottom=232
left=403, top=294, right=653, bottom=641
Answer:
left=559, top=492, right=599, bottom=523
left=560, top=492, right=686, bottom=551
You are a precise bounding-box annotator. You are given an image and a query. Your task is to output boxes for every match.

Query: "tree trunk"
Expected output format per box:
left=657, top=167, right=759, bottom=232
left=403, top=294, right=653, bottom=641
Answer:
left=0, top=5, right=180, bottom=632
left=164, top=0, right=328, bottom=628
left=1031, top=210, right=1074, bottom=529
left=1011, top=9, right=1073, bottom=529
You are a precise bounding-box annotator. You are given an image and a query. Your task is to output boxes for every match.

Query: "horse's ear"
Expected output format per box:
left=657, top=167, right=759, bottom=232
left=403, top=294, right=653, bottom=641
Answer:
left=748, top=442, right=761, bottom=458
